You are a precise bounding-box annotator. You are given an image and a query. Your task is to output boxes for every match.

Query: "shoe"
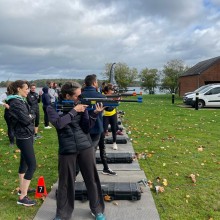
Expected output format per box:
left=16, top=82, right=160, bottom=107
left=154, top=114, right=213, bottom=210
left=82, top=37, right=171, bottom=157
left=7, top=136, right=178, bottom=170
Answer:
left=34, top=135, right=42, bottom=141
left=96, top=213, right=106, bottom=220
left=17, top=195, right=36, bottom=206
left=112, top=142, right=118, bottom=150
left=102, top=168, right=117, bottom=176
left=17, top=188, right=36, bottom=196
left=53, top=216, right=62, bottom=220
left=44, top=126, right=52, bottom=129
left=9, top=143, right=14, bottom=147
left=116, top=130, right=123, bottom=135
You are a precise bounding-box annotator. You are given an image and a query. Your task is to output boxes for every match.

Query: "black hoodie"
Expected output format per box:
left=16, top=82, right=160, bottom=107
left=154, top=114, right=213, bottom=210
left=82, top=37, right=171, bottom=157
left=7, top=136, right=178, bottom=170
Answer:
left=42, top=87, right=51, bottom=107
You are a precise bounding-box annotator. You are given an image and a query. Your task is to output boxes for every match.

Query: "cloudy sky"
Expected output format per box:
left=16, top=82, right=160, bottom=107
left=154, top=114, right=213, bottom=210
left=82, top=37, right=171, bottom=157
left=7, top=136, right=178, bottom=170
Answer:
left=0, top=0, right=220, bottom=82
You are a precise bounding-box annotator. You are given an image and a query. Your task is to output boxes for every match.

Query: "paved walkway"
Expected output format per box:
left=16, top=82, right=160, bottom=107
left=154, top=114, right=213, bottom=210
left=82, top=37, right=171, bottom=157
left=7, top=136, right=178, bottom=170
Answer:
left=34, top=131, right=160, bottom=220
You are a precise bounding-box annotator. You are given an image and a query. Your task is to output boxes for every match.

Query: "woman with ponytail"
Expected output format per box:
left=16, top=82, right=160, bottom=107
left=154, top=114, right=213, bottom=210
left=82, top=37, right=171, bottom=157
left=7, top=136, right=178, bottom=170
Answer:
left=7, top=80, right=36, bottom=206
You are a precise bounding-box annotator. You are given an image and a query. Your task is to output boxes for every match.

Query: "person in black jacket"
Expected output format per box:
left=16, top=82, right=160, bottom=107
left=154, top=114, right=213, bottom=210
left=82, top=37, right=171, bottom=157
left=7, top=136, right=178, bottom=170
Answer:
left=7, top=80, right=36, bottom=207
left=42, top=87, right=52, bottom=129
left=27, top=83, right=42, bottom=140
left=47, top=82, right=106, bottom=220
left=82, top=74, right=117, bottom=175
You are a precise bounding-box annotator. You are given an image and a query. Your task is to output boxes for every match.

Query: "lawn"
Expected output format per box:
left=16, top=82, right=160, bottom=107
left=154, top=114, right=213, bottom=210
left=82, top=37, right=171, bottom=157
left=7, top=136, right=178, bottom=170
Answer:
left=0, top=94, right=219, bottom=220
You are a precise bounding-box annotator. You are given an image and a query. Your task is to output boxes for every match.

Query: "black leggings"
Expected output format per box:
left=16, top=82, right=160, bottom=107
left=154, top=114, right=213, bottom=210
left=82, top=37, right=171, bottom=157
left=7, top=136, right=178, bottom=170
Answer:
left=16, top=137, right=36, bottom=180
left=34, top=111, right=40, bottom=127
left=103, top=113, right=117, bottom=143
left=43, top=106, right=49, bottom=127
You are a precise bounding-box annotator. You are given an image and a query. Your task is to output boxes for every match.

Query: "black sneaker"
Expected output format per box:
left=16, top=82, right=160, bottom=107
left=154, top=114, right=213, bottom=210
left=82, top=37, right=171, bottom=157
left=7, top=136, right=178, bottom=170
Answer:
left=102, top=168, right=117, bottom=176
left=17, top=188, right=36, bottom=196
left=17, top=196, right=36, bottom=206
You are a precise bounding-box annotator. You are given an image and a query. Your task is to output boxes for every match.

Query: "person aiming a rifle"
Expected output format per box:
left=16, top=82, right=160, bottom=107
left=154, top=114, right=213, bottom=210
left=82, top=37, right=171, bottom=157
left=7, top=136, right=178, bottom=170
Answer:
left=103, top=83, right=121, bottom=150
left=81, top=74, right=117, bottom=176
left=47, top=81, right=106, bottom=220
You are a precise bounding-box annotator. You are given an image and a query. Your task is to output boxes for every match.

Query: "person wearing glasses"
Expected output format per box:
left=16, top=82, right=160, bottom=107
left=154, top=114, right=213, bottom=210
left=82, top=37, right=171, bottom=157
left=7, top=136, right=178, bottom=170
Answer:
left=47, top=82, right=106, bottom=220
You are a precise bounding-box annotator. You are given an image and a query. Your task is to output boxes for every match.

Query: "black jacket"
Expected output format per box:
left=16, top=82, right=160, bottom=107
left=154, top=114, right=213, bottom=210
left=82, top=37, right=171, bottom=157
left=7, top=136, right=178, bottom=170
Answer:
left=47, top=104, right=98, bottom=154
left=81, top=86, right=105, bottom=134
left=27, top=91, right=40, bottom=112
left=42, top=87, right=51, bottom=108
left=7, top=97, right=35, bottom=139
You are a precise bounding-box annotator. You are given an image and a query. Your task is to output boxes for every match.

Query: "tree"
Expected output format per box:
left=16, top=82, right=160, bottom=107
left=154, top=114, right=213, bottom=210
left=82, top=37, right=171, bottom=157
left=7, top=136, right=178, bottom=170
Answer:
left=140, top=68, right=158, bottom=94
left=160, top=59, right=188, bottom=94
left=103, top=62, right=138, bottom=89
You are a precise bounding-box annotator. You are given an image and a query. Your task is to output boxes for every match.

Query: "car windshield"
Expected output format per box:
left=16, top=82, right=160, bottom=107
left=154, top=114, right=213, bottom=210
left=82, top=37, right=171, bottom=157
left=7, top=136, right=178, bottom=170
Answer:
left=194, top=85, right=210, bottom=93
left=198, top=86, right=213, bottom=93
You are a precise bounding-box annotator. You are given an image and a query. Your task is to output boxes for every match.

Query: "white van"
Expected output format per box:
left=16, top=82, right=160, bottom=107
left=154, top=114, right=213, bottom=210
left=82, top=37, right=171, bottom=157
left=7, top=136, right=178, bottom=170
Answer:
left=191, top=84, right=220, bottom=108
left=183, top=85, right=211, bottom=105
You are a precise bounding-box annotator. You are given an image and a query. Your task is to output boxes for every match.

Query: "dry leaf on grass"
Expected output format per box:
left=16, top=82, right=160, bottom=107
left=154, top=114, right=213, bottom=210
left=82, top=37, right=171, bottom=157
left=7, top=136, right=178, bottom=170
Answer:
left=189, top=174, right=196, bottom=183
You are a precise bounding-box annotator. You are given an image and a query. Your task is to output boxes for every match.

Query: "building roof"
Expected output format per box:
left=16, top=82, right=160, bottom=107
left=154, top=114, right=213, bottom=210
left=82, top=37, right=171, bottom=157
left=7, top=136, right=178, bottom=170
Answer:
left=180, top=56, right=220, bottom=77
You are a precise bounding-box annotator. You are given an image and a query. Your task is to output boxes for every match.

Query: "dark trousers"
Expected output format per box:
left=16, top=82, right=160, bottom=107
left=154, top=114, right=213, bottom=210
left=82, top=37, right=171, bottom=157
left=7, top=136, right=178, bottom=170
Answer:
left=56, top=147, right=105, bottom=219
left=98, top=132, right=109, bottom=170
left=90, top=133, right=109, bottom=170
left=43, top=106, right=49, bottom=127
left=4, top=111, right=15, bottom=144
left=103, top=113, right=117, bottom=142
left=34, top=110, right=40, bottom=127
left=16, top=136, right=36, bottom=180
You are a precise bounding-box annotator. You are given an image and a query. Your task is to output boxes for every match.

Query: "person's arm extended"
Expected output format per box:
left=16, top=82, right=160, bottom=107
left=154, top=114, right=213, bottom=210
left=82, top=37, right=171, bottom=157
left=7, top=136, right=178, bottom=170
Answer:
left=47, top=105, right=78, bottom=129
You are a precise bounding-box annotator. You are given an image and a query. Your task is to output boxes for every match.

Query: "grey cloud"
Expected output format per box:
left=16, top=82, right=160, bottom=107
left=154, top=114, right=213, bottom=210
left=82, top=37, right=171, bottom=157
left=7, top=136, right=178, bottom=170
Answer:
left=0, top=0, right=219, bottom=81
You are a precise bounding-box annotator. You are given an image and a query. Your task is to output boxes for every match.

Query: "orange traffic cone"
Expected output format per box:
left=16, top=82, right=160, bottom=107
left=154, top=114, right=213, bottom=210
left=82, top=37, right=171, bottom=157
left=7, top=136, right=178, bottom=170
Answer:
left=35, top=176, right=48, bottom=198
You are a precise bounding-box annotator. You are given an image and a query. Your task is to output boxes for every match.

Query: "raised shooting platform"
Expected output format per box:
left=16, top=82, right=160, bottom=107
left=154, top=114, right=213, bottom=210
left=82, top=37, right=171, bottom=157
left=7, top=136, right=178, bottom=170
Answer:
left=34, top=129, right=160, bottom=220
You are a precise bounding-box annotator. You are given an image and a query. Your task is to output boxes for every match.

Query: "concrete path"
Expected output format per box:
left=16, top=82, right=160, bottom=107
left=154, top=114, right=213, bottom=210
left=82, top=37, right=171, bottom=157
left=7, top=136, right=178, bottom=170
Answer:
left=34, top=132, right=160, bottom=220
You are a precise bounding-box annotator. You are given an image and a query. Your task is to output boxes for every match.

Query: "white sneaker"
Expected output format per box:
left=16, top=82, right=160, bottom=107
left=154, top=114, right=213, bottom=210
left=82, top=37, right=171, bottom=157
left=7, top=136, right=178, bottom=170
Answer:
left=44, top=126, right=52, bottom=129
left=112, top=142, right=118, bottom=150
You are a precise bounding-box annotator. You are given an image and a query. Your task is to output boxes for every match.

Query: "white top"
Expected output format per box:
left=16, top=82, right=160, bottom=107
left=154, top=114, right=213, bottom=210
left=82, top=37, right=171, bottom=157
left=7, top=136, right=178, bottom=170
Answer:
left=0, top=92, right=7, bottom=105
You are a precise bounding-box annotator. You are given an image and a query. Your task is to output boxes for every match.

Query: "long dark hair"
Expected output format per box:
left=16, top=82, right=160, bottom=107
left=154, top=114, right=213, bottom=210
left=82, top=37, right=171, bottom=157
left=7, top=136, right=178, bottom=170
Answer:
left=7, top=80, right=29, bottom=95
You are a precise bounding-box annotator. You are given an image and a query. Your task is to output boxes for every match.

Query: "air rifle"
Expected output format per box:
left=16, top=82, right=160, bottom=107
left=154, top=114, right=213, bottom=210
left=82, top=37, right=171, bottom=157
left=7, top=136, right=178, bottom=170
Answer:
left=55, top=96, right=143, bottom=112
left=106, top=92, right=143, bottom=98
left=114, top=88, right=136, bottom=93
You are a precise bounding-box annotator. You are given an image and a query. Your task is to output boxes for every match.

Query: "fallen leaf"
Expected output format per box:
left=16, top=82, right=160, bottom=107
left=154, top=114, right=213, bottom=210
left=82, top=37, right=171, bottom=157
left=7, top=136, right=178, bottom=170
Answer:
left=162, top=179, right=168, bottom=186
left=147, top=180, right=153, bottom=188
left=104, top=195, right=112, bottom=201
left=197, top=146, right=204, bottom=152
left=189, top=174, right=196, bottom=183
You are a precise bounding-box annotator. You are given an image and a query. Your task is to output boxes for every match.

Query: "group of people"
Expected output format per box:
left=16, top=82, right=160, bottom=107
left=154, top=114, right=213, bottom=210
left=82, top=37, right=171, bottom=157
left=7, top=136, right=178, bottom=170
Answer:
left=0, top=75, right=125, bottom=220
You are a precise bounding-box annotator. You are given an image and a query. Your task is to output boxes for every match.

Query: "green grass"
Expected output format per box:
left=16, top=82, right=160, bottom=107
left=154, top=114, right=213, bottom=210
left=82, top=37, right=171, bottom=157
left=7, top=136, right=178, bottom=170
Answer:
left=0, top=95, right=220, bottom=220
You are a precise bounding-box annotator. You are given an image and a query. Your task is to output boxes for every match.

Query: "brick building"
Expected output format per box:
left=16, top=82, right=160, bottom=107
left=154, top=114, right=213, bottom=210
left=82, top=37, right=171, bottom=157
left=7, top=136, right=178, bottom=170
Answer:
left=179, top=56, right=220, bottom=96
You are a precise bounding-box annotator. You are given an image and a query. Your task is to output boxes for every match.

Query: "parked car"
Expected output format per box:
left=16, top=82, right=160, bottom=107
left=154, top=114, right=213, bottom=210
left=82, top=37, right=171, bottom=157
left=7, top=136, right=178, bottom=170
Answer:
left=183, top=85, right=211, bottom=105
left=190, top=84, right=220, bottom=108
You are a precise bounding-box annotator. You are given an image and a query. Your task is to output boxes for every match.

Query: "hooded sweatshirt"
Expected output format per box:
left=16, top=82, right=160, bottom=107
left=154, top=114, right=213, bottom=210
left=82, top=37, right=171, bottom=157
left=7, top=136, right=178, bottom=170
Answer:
left=42, top=87, right=51, bottom=107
